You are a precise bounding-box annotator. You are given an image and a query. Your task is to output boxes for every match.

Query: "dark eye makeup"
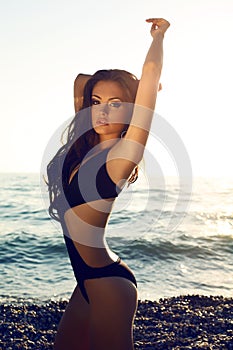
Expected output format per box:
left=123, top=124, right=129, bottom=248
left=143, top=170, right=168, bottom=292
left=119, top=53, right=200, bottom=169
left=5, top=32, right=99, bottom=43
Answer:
left=91, top=97, right=122, bottom=108
left=109, top=101, right=122, bottom=108
left=91, top=98, right=100, bottom=105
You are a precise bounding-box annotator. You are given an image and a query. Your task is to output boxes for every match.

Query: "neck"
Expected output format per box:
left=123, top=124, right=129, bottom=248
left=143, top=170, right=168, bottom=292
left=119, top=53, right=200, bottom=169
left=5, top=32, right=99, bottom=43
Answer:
left=98, top=137, right=119, bottom=149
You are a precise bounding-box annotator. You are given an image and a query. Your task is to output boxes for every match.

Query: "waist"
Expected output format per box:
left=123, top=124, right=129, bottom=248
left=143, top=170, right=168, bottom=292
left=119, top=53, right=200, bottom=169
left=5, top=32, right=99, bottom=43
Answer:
left=64, top=234, right=119, bottom=268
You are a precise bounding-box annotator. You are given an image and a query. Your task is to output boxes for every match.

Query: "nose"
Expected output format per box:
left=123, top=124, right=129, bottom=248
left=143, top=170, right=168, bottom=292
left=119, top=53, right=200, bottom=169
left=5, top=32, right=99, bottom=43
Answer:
left=99, top=103, right=109, bottom=115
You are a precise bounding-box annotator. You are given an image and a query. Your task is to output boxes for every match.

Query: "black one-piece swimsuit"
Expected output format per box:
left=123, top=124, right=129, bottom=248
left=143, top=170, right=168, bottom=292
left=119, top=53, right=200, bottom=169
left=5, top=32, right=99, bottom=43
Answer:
left=61, top=147, right=137, bottom=303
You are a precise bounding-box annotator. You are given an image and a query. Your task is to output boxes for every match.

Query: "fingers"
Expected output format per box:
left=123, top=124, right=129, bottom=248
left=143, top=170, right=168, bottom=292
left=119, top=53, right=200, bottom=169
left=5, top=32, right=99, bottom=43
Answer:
left=145, top=18, right=168, bottom=24
left=146, top=18, right=163, bottom=23
left=145, top=18, right=170, bottom=34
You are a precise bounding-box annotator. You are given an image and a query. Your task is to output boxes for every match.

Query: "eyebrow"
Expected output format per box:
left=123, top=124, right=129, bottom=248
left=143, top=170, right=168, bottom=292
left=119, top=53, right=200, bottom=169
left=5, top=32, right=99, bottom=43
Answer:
left=92, top=94, right=122, bottom=101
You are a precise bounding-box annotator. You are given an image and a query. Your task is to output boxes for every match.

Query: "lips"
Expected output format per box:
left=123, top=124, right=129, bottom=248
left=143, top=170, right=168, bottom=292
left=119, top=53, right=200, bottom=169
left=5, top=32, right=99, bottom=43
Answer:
left=96, top=118, right=109, bottom=126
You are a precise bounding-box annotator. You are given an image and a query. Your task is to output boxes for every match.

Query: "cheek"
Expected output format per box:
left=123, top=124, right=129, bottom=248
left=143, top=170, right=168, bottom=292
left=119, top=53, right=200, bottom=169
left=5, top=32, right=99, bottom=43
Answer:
left=119, top=111, right=131, bottom=126
left=91, top=109, right=96, bottom=124
left=112, top=109, right=131, bottom=124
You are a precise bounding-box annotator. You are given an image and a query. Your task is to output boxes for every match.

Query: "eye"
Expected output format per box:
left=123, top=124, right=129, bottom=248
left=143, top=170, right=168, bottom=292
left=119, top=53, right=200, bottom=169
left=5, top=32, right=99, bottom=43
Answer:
left=109, top=101, right=122, bottom=108
left=91, top=98, right=100, bottom=106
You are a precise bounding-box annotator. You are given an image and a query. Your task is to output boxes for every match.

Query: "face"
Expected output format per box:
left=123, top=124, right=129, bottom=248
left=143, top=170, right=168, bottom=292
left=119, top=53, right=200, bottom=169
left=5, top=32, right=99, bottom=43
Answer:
left=91, top=81, right=130, bottom=142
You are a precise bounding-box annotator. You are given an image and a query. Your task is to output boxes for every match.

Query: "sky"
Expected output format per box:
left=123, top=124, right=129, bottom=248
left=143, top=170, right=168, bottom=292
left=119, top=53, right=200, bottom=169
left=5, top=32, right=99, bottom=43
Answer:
left=1, top=0, right=233, bottom=176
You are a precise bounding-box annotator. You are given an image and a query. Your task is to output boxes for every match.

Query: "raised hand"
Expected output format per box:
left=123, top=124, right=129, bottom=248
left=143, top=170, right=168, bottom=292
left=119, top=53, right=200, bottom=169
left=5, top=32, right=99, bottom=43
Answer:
left=146, top=18, right=170, bottom=37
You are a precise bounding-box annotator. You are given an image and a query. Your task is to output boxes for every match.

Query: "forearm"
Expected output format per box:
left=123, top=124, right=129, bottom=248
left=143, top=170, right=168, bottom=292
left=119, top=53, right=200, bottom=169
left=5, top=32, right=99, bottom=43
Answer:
left=143, top=31, right=164, bottom=78
left=133, top=31, right=165, bottom=115
left=124, top=28, right=167, bottom=158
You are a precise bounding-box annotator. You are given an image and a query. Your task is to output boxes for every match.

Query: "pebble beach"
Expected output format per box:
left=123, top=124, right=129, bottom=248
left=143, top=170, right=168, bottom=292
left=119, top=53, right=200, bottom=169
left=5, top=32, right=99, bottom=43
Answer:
left=1, top=295, right=232, bottom=350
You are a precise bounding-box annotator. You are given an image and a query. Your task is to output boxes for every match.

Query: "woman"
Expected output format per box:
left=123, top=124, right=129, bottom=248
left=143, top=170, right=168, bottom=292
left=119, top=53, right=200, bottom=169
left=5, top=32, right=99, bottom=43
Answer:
left=46, top=18, right=170, bottom=350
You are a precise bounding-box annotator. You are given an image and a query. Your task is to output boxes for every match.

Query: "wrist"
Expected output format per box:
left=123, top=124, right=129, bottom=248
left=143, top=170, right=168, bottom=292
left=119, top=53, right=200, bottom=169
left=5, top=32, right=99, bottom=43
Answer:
left=152, top=30, right=164, bottom=40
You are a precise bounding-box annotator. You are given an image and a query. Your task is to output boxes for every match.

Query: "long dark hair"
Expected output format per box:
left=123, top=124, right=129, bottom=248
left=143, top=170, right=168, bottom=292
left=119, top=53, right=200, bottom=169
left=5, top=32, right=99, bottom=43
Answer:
left=46, top=69, right=139, bottom=221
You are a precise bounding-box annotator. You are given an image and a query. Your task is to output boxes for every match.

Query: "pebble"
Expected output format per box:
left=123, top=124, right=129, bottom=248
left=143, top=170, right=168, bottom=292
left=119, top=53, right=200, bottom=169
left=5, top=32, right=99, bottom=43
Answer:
left=0, top=295, right=232, bottom=349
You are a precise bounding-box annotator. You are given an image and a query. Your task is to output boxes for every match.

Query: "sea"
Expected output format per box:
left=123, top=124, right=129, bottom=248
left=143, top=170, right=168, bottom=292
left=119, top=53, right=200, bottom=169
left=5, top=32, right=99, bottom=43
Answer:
left=0, top=173, right=232, bottom=304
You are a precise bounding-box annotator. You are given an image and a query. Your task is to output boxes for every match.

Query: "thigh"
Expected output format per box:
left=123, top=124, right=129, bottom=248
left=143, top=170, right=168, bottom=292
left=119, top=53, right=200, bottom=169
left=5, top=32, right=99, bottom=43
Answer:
left=85, top=276, right=138, bottom=350
left=54, top=285, right=90, bottom=350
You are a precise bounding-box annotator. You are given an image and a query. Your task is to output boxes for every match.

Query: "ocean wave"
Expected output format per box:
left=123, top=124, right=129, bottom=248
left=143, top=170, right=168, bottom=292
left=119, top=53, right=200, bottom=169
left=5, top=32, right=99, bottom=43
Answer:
left=1, top=228, right=232, bottom=267
left=109, top=234, right=232, bottom=262
left=0, top=231, right=66, bottom=265
left=1, top=174, right=233, bottom=300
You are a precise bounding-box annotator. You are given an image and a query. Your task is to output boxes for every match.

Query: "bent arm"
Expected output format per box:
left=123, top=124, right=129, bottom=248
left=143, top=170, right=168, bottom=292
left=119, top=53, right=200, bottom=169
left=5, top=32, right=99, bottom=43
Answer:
left=74, top=74, right=91, bottom=113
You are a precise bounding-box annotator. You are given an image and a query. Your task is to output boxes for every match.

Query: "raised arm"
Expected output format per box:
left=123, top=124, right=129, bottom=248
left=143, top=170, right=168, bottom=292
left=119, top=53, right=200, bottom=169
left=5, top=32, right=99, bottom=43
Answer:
left=108, top=18, right=170, bottom=182
left=135, top=18, right=170, bottom=110
left=125, top=18, right=170, bottom=146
